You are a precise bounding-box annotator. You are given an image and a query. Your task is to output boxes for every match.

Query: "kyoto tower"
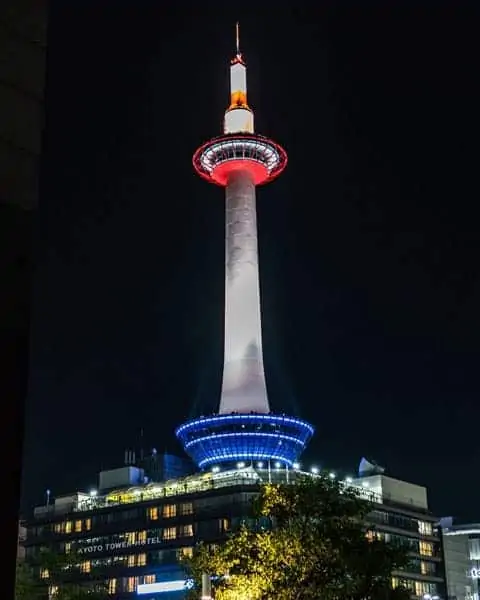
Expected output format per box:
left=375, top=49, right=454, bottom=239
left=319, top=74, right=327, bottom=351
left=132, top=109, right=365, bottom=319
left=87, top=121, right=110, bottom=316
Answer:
left=176, top=26, right=314, bottom=470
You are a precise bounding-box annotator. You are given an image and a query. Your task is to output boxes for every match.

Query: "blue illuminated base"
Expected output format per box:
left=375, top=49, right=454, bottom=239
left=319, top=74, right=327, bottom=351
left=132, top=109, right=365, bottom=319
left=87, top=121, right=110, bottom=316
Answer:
left=175, top=413, right=314, bottom=470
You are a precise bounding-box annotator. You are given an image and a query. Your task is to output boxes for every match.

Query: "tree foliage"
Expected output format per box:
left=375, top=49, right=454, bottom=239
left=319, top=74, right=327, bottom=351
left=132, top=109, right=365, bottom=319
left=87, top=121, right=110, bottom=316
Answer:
left=16, top=549, right=108, bottom=600
left=15, top=561, right=39, bottom=600
left=186, top=475, right=411, bottom=600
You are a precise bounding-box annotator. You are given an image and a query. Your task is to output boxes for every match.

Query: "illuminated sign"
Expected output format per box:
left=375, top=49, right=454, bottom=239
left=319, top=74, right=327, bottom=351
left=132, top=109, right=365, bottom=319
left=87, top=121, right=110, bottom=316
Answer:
left=77, top=537, right=161, bottom=555
left=471, top=568, right=480, bottom=579
left=137, top=580, right=193, bottom=594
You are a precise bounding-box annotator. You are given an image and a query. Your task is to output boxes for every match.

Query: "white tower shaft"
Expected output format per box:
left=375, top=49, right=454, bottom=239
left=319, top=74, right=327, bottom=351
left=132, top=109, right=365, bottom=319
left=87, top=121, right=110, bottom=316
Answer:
left=219, top=171, right=269, bottom=414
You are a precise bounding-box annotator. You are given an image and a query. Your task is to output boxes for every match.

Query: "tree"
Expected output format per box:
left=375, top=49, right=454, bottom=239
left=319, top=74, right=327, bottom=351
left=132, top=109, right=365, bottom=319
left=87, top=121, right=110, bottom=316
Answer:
left=16, top=549, right=108, bottom=600
left=15, top=561, right=40, bottom=600
left=186, top=474, right=411, bottom=600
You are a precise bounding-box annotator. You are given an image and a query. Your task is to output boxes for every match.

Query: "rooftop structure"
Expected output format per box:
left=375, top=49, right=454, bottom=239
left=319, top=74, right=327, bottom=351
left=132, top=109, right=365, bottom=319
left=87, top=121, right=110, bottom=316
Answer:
left=176, top=24, right=313, bottom=469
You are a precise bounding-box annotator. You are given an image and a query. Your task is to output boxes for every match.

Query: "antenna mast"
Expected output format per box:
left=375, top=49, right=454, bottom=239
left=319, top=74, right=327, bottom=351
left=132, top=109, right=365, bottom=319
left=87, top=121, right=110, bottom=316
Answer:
left=236, top=22, right=240, bottom=56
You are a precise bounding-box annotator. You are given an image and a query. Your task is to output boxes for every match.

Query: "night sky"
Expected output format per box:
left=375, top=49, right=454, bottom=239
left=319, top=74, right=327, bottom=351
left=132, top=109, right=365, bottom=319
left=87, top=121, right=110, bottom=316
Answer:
left=22, top=3, right=479, bottom=521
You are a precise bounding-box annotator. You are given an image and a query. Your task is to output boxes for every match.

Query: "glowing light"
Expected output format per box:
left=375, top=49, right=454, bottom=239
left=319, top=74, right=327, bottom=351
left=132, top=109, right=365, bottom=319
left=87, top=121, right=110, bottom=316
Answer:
left=192, top=135, right=288, bottom=187
left=137, top=579, right=193, bottom=594
left=176, top=414, right=315, bottom=436
left=311, top=467, right=319, bottom=474
left=237, top=462, right=246, bottom=468
left=345, top=476, right=353, bottom=483
left=471, top=568, right=480, bottom=579
left=89, top=490, right=97, bottom=497
left=199, top=453, right=292, bottom=469
left=184, top=431, right=306, bottom=450
left=293, top=462, right=300, bottom=470
left=274, top=461, right=281, bottom=469
left=329, top=472, right=336, bottom=479
left=176, top=413, right=313, bottom=470
left=211, top=466, right=220, bottom=473
left=224, top=108, right=254, bottom=135
left=257, top=462, right=264, bottom=468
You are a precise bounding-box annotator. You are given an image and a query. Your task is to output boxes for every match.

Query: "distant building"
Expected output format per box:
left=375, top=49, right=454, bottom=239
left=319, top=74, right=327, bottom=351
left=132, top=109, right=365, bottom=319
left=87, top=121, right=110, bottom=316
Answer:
left=18, top=522, right=27, bottom=562
left=441, top=519, right=480, bottom=600
left=355, top=470, right=445, bottom=598
left=24, top=460, right=445, bottom=599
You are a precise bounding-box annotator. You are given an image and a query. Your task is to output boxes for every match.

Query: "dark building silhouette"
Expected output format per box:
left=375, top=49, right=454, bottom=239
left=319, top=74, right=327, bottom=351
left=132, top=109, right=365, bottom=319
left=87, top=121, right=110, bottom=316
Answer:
left=0, top=0, right=47, bottom=595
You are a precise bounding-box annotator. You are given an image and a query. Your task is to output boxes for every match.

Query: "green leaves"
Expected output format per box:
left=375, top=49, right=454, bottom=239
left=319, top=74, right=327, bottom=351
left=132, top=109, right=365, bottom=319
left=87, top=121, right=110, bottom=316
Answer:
left=15, top=562, right=41, bottom=600
left=186, top=474, right=410, bottom=600
left=16, top=549, right=109, bottom=600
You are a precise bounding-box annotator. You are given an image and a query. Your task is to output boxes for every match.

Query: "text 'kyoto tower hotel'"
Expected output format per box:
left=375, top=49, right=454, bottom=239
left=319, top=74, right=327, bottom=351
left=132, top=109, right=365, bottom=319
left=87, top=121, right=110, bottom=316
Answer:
left=176, top=26, right=314, bottom=470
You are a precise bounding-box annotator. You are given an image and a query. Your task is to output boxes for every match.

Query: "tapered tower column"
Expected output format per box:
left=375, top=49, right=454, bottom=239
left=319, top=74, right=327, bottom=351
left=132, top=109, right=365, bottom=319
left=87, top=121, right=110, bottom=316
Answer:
left=176, top=25, right=314, bottom=470
left=221, top=170, right=268, bottom=414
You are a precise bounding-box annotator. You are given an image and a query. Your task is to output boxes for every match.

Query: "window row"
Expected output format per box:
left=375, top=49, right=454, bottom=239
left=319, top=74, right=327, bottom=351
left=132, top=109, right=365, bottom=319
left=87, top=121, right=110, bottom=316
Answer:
left=366, top=530, right=436, bottom=557
left=391, top=577, right=438, bottom=597
left=370, top=511, right=434, bottom=536
left=46, top=503, right=195, bottom=537
left=41, top=547, right=195, bottom=580
left=146, top=502, right=193, bottom=520
left=53, top=519, right=92, bottom=534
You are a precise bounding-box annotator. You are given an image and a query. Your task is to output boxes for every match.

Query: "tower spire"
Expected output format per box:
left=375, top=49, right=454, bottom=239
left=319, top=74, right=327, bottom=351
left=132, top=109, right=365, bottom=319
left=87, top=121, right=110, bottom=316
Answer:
left=224, top=23, right=252, bottom=134
left=235, top=22, right=240, bottom=56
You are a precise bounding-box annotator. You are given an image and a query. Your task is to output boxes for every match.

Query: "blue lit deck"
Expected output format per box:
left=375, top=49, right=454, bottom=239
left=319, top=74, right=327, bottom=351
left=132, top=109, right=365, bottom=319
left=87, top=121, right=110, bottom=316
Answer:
left=175, top=413, right=314, bottom=469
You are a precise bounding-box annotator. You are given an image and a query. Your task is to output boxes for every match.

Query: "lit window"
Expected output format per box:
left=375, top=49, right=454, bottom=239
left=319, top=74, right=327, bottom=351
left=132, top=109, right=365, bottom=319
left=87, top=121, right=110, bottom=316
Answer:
left=125, top=532, right=136, bottom=545
left=180, top=547, right=193, bottom=559
left=127, top=577, right=138, bottom=593
left=108, top=579, right=117, bottom=595
left=163, top=504, right=176, bottom=518
left=75, top=520, right=82, bottom=533
left=421, top=561, right=432, bottom=575
left=181, top=524, right=193, bottom=537
left=65, top=521, right=72, bottom=533
left=365, top=530, right=374, bottom=542
left=163, top=527, right=176, bottom=540
left=147, top=507, right=159, bottom=520
left=137, top=530, right=147, bottom=544
left=84, top=518, right=92, bottom=531
left=54, top=523, right=62, bottom=534
left=415, top=581, right=436, bottom=597
left=144, top=575, right=155, bottom=585
left=127, top=555, right=135, bottom=567
left=80, top=561, right=91, bottom=573
left=180, top=502, right=193, bottom=516
left=48, top=585, right=59, bottom=597
left=219, top=519, right=230, bottom=533
left=40, top=568, right=50, bottom=579
left=391, top=577, right=399, bottom=589
left=418, top=520, right=433, bottom=535
left=137, top=553, right=146, bottom=566
left=64, top=543, right=72, bottom=554
left=419, top=541, right=433, bottom=556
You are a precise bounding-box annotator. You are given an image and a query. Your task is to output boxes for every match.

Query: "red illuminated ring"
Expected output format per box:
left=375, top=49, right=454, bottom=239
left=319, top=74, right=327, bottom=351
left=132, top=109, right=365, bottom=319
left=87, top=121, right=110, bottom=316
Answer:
left=192, top=134, right=288, bottom=187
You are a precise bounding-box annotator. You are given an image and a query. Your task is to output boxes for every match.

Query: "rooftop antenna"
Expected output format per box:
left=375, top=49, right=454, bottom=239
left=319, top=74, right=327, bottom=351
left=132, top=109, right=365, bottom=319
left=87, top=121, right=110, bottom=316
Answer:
left=235, top=22, right=240, bottom=57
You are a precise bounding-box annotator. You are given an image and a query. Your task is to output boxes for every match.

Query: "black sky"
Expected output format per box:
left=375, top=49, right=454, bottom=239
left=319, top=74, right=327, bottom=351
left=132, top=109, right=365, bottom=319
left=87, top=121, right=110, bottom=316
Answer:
left=22, top=3, right=480, bottom=521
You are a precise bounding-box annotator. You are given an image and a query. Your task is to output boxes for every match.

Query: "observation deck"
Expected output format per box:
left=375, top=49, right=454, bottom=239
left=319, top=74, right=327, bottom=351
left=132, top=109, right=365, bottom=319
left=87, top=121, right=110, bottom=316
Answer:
left=192, top=134, right=287, bottom=187
left=175, top=413, right=314, bottom=470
